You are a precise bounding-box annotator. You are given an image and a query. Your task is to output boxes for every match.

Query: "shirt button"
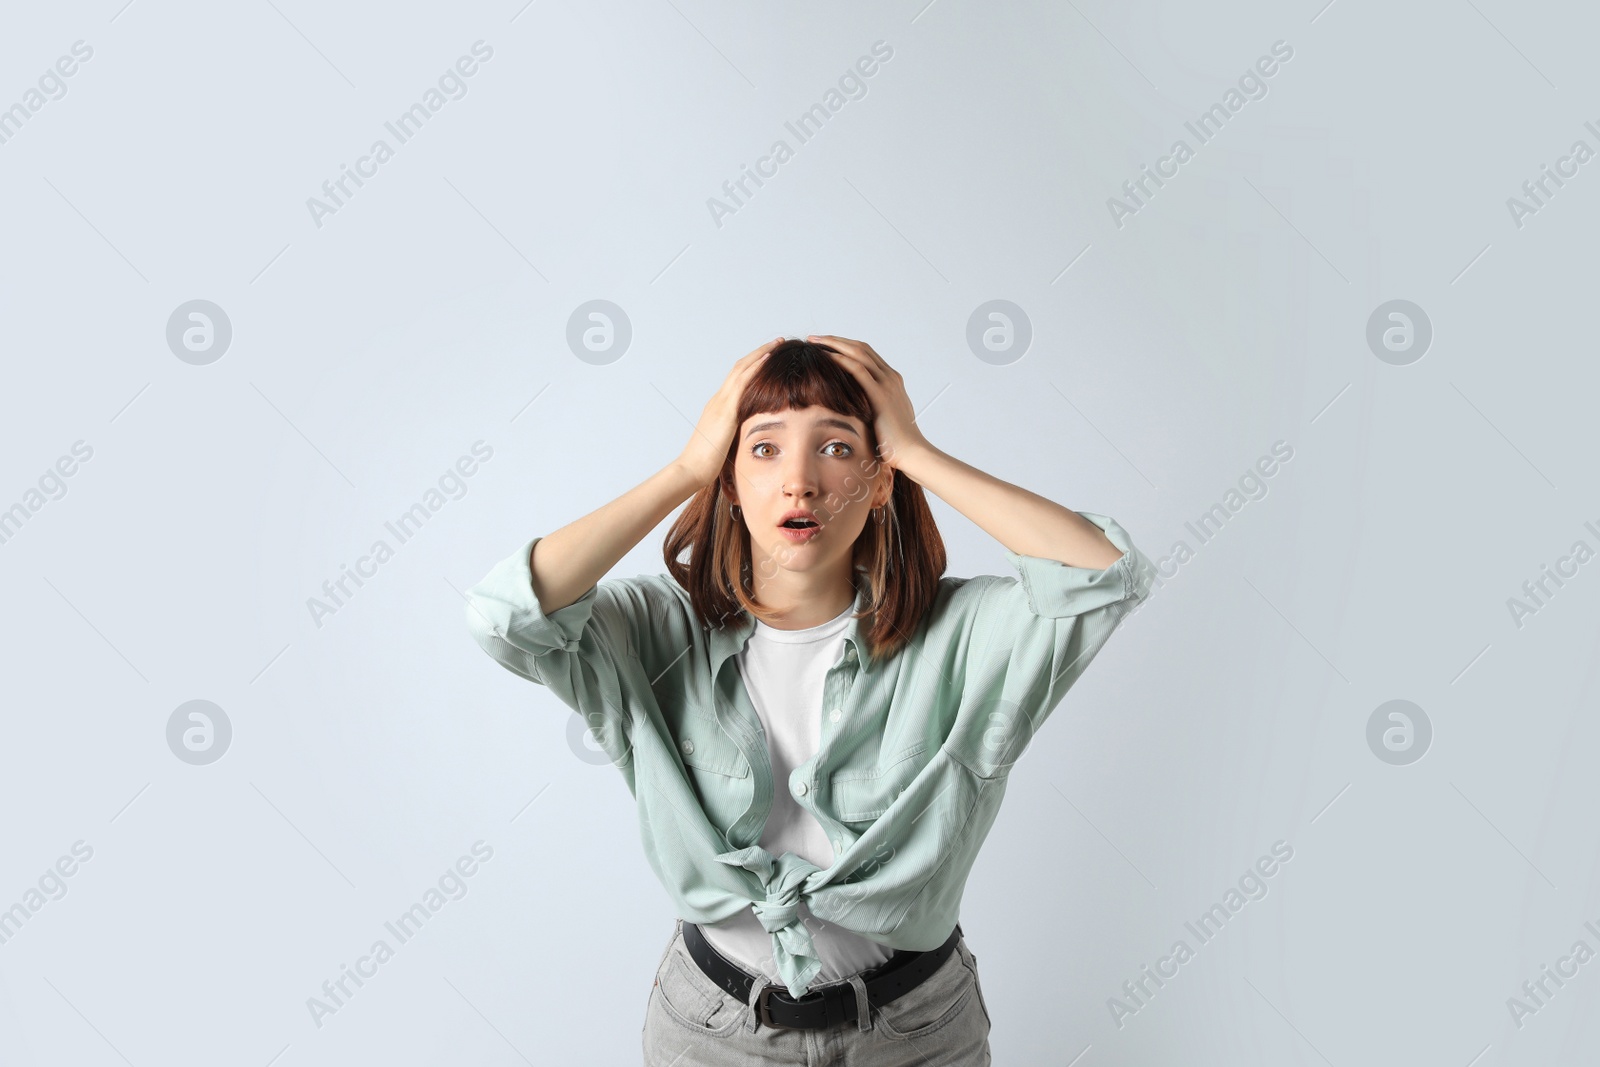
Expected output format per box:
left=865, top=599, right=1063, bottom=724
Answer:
left=795, top=781, right=809, bottom=796
left=681, top=739, right=695, bottom=755
left=829, top=708, right=842, bottom=723
left=845, top=648, right=856, bottom=661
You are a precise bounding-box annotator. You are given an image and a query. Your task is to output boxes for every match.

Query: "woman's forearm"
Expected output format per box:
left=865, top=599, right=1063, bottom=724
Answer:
left=891, top=442, right=1124, bottom=569
left=529, top=461, right=704, bottom=613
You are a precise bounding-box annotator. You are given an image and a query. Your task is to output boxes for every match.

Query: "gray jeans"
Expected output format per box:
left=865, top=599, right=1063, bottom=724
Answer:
left=642, top=919, right=993, bottom=1066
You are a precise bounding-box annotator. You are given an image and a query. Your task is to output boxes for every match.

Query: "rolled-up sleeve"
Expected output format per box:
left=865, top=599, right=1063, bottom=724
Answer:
left=945, top=513, right=1155, bottom=777
left=1002, top=512, right=1154, bottom=620
left=463, top=535, right=655, bottom=763
left=463, top=536, right=607, bottom=682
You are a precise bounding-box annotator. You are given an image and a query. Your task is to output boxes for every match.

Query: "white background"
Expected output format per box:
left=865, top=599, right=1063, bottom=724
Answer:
left=2, top=1, right=1598, bottom=1064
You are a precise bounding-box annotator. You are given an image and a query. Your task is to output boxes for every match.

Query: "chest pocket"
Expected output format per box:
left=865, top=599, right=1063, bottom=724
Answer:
left=676, top=720, right=750, bottom=779
left=828, top=741, right=927, bottom=823
left=675, top=718, right=752, bottom=836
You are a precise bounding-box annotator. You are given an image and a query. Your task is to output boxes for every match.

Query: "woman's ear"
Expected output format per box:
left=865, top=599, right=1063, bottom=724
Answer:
left=874, top=472, right=894, bottom=509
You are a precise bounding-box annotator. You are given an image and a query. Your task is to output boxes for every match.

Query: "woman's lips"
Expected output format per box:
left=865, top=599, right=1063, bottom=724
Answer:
left=776, top=522, right=822, bottom=543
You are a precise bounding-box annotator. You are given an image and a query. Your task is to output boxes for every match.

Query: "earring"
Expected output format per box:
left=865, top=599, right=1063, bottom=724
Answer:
left=873, top=505, right=886, bottom=525
left=730, top=502, right=741, bottom=520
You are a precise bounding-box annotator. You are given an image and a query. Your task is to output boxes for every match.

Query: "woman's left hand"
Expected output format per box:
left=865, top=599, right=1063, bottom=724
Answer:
left=808, top=335, right=931, bottom=471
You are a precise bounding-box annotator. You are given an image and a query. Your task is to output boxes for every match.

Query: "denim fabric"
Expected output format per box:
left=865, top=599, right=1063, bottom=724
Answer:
left=642, top=919, right=993, bottom=1066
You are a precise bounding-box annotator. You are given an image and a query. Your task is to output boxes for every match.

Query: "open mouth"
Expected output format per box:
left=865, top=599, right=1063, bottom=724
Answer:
left=777, top=513, right=822, bottom=541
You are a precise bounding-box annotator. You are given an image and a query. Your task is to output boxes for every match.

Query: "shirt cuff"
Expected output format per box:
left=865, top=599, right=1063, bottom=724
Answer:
left=464, top=535, right=601, bottom=656
left=1002, top=512, right=1155, bottom=619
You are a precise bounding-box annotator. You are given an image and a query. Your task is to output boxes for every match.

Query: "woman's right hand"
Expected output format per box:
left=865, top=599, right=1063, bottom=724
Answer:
left=675, top=337, right=784, bottom=488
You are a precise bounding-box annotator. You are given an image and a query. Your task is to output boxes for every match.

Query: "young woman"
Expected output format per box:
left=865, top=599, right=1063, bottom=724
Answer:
left=464, top=336, right=1152, bottom=1065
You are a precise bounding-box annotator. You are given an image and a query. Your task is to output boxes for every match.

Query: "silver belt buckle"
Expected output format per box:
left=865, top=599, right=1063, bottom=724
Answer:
left=756, top=983, right=798, bottom=1031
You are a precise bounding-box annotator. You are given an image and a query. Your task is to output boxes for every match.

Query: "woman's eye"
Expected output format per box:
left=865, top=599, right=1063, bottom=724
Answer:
left=751, top=441, right=850, bottom=458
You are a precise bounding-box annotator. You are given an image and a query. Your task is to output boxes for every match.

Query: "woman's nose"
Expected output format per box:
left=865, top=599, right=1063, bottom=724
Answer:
left=781, top=466, right=818, bottom=498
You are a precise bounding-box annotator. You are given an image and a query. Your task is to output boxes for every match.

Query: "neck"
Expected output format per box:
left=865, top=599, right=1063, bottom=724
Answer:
left=749, top=563, right=859, bottom=630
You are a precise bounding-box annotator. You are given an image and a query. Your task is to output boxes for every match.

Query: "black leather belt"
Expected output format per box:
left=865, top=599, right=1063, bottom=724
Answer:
left=680, top=919, right=962, bottom=1031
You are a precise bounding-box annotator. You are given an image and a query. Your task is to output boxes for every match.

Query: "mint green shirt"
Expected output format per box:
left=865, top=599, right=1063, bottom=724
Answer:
left=463, top=512, right=1153, bottom=998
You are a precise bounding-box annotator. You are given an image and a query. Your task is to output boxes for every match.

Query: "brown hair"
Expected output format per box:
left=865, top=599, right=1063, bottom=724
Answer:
left=662, top=338, right=947, bottom=664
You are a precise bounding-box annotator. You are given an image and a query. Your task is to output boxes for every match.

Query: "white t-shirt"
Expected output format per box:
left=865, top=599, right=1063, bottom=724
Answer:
left=698, top=599, right=897, bottom=982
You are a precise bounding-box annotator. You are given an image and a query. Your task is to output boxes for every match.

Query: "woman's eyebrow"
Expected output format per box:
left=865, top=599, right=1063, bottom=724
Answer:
left=743, top=418, right=861, bottom=440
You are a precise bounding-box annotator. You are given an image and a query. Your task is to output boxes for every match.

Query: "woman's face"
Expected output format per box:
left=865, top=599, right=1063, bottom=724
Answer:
left=731, top=405, right=890, bottom=579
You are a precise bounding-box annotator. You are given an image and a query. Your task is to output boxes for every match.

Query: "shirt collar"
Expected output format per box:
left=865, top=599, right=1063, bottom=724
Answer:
left=707, top=578, right=873, bottom=675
